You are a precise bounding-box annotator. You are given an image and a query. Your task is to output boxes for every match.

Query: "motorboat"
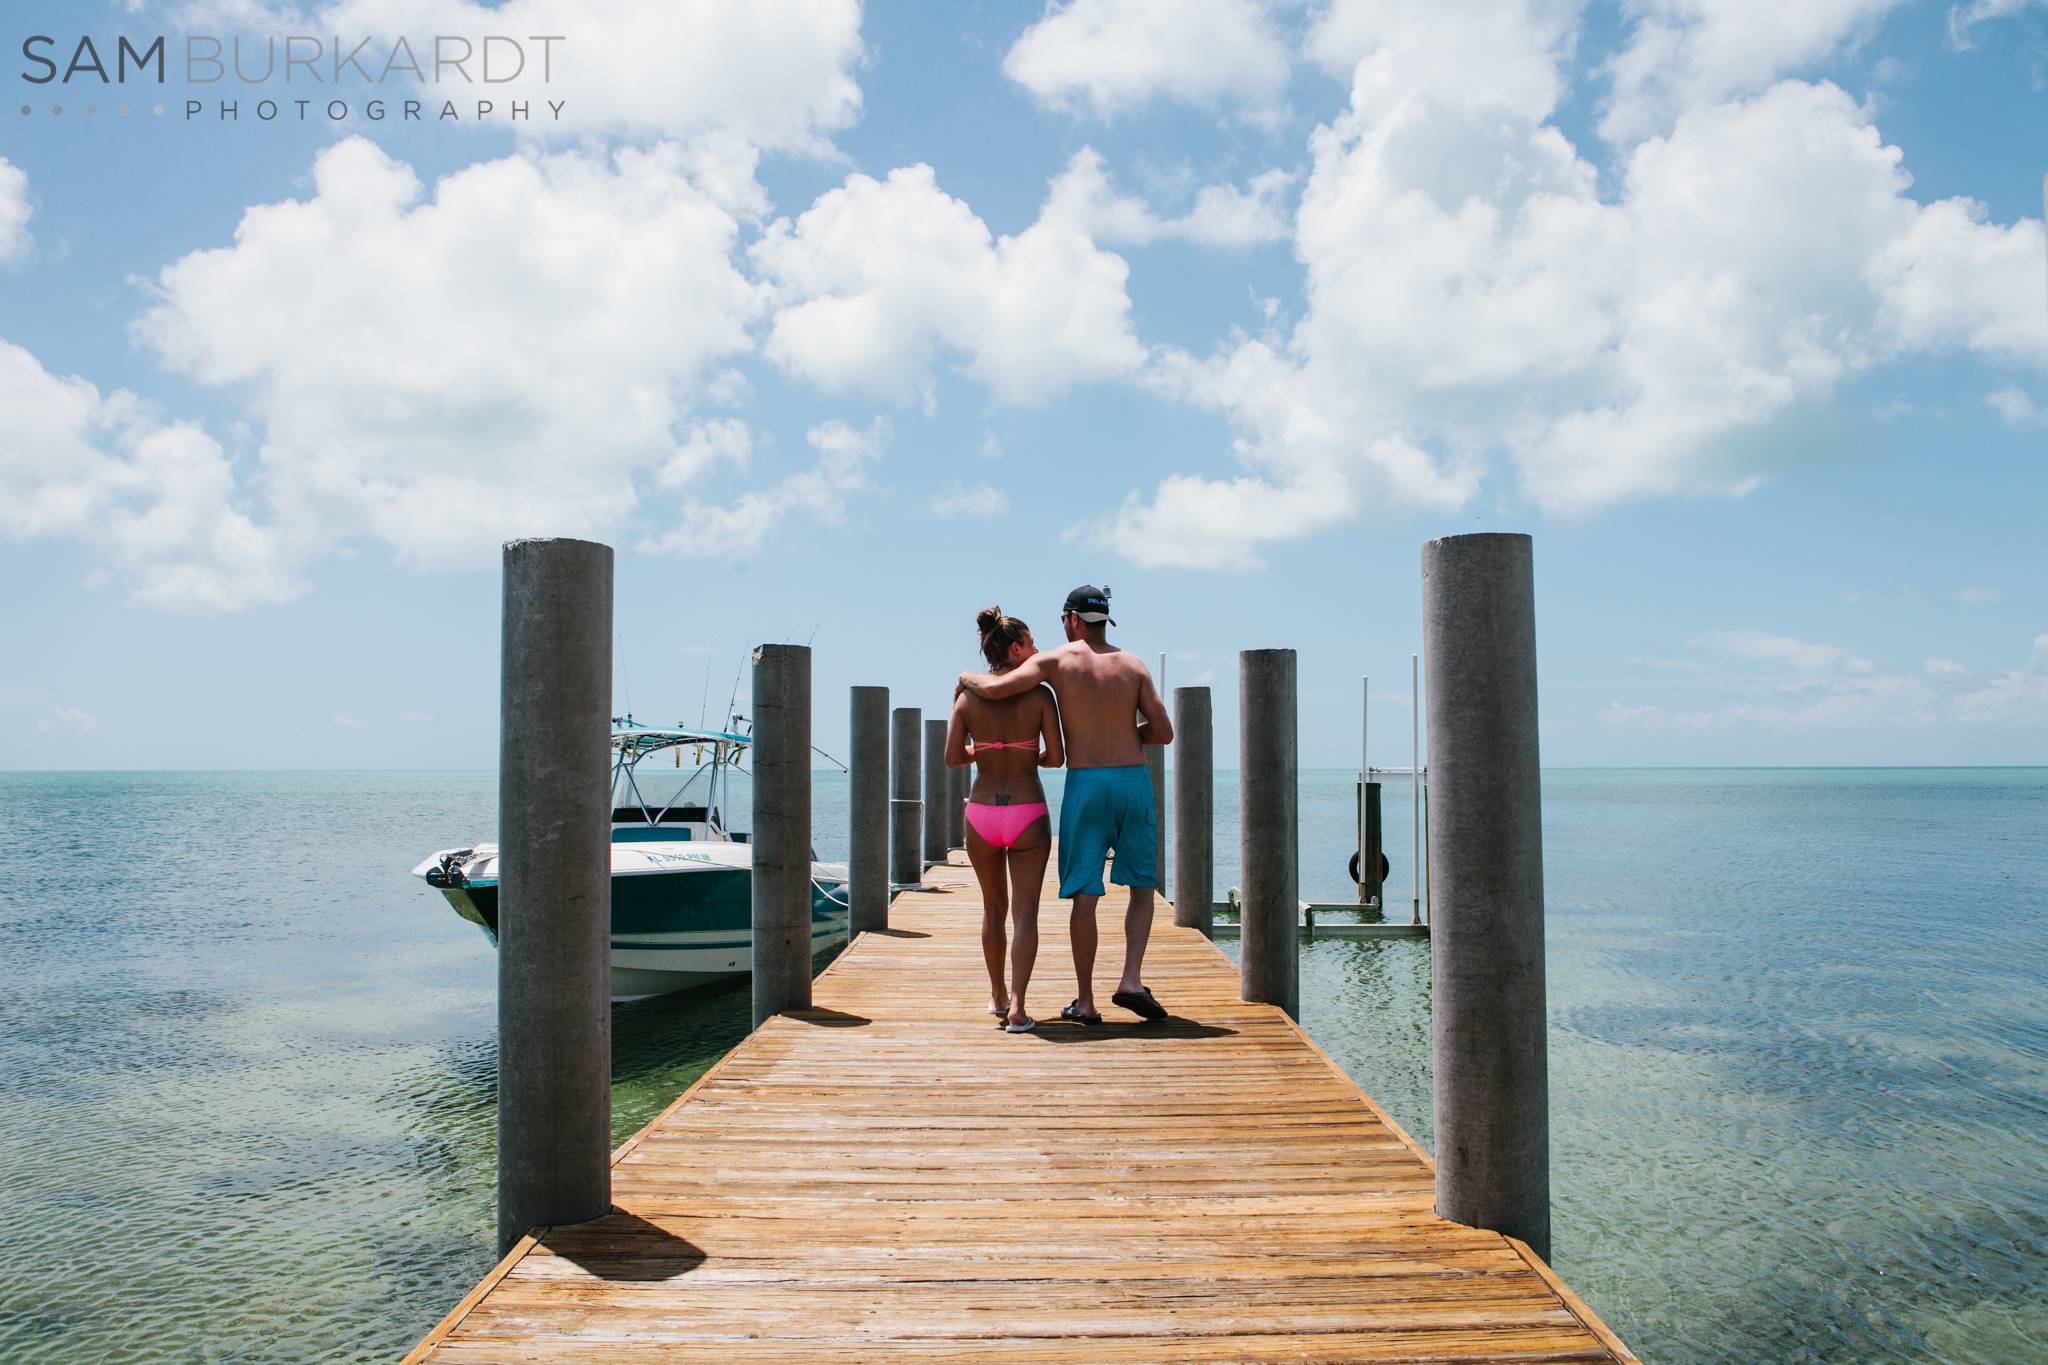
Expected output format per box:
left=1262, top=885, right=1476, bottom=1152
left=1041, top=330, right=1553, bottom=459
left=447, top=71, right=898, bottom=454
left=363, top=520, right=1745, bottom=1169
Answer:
left=413, top=719, right=849, bottom=1001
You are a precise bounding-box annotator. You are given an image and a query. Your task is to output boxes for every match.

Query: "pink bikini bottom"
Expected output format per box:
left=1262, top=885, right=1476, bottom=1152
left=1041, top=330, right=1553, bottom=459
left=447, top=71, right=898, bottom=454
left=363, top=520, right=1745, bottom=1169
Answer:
left=964, top=801, right=1048, bottom=849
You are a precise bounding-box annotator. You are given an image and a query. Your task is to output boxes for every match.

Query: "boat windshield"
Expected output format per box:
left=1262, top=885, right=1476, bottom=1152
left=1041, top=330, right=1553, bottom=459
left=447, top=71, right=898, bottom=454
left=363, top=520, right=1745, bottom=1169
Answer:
left=609, top=726, right=751, bottom=832
left=614, top=761, right=717, bottom=819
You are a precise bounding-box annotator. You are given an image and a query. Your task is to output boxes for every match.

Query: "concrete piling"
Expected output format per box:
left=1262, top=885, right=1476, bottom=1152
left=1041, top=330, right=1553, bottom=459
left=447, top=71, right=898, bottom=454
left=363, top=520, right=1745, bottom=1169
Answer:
left=890, top=708, right=921, bottom=886
left=848, top=687, right=890, bottom=935
left=1172, top=687, right=1213, bottom=936
left=1156, top=653, right=1170, bottom=897
left=1238, top=650, right=1299, bottom=1019
left=923, top=718, right=948, bottom=869
left=1145, top=745, right=1166, bottom=894
left=947, top=762, right=968, bottom=849
left=1421, top=531, right=1549, bottom=1260
left=751, top=645, right=813, bottom=1031
left=497, top=537, right=613, bottom=1254
left=1361, top=782, right=1385, bottom=916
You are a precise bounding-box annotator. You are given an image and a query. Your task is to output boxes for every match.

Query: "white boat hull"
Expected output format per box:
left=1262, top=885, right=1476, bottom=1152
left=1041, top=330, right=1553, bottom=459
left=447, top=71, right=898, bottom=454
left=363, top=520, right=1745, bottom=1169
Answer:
left=419, top=841, right=850, bottom=1002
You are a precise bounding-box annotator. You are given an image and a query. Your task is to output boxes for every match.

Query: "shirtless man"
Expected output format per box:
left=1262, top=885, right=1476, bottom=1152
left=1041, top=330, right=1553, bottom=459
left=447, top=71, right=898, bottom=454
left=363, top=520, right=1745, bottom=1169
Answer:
left=958, top=585, right=1174, bottom=1023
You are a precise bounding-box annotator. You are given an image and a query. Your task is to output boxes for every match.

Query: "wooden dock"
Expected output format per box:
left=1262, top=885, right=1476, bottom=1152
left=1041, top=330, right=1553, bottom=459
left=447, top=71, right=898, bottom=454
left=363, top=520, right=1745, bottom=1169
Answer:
left=406, top=855, right=1638, bottom=1363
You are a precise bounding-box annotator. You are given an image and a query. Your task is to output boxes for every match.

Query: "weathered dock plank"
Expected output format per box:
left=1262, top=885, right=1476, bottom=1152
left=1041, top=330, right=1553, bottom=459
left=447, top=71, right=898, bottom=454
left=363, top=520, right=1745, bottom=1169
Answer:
left=406, top=856, right=1638, bottom=1364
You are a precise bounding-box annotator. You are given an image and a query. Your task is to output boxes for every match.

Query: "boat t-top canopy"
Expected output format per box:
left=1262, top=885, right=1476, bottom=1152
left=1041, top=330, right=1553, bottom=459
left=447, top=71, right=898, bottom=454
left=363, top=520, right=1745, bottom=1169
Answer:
left=611, top=716, right=848, bottom=774
left=612, top=722, right=751, bottom=767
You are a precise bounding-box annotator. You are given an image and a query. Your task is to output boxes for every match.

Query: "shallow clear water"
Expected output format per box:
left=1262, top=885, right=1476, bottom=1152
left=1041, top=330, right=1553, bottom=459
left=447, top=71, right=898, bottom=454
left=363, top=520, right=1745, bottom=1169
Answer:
left=1, top=768, right=2043, bottom=1363
left=1228, top=769, right=2048, bottom=1365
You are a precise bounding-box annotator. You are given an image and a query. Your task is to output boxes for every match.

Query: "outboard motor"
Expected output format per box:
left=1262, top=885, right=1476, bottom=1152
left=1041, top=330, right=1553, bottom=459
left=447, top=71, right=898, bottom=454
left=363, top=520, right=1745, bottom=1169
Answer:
left=425, top=850, right=474, bottom=888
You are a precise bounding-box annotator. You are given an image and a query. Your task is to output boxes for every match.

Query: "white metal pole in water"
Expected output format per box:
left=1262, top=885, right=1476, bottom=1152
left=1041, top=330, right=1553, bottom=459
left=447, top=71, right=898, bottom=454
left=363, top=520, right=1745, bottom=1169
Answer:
left=1411, top=653, right=1420, bottom=926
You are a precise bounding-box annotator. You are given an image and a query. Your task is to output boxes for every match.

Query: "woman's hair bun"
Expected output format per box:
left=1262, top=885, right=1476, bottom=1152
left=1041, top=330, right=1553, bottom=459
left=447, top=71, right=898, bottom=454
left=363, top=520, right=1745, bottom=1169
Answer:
left=975, top=605, right=1030, bottom=670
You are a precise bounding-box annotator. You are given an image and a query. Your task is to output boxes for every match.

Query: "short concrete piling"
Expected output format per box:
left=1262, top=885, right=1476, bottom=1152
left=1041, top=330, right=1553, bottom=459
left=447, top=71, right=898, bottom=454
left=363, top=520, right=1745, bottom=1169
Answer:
left=1422, top=531, right=1550, bottom=1260
left=923, top=718, right=948, bottom=869
left=1172, top=687, right=1213, bottom=936
left=946, top=762, right=968, bottom=850
left=1146, top=745, right=1168, bottom=898
left=497, top=537, right=613, bottom=1255
left=750, top=645, right=813, bottom=1031
left=890, top=708, right=922, bottom=887
left=1238, top=650, right=1299, bottom=1019
left=849, top=687, right=890, bottom=935
left=1156, top=653, right=1171, bottom=896
left=1357, top=781, right=1386, bottom=915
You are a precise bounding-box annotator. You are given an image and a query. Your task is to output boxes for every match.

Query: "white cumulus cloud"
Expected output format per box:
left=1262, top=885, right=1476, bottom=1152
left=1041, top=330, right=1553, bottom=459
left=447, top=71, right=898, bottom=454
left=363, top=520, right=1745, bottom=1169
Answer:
left=0, top=157, right=31, bottom=265
left=930, top=482, right=1009, bottom=518
left=752, top=162, right=1147, bottom=407
left=1043, top=149, right=1292, bottom=248
left=1004, top=0, right=1291, bottom=118
left=1093, top=57, right=2048, bottom=566
left=1985, top=387, right=2044, bottom=426
left=651, top=417, right=888, bottom=558
left=0, top=339, right=299, bottom=611
left=1308, top=0, right=1573, bottom=119
left=1601, top=630, right=2048, bottom=731
left=1694, top=630, right=1875, bottom=674
left=134, top=135, right=765, bottom=572
left=657, top=418, right=754, bottom=490
left=38, top=707, right=98, bottom=735
left=1599, top=0, right=1906, bottom=144
left=1950, top=635, right=2048, bottom=725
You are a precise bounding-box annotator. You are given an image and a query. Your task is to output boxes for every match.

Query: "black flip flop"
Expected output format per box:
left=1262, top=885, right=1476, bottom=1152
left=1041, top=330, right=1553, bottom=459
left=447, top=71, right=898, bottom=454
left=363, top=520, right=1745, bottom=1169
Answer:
left=1112, top=987, right=1168, bottom=1022
left=1060, top=1000, right=1104, bottom=1026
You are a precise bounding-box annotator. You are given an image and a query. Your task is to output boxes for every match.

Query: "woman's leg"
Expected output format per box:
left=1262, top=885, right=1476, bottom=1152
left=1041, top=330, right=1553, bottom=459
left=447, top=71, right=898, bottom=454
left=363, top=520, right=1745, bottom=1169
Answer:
left=1003, top=824, right=1052, bottom=1026
left=965, top=823, right=1010, bottom=1013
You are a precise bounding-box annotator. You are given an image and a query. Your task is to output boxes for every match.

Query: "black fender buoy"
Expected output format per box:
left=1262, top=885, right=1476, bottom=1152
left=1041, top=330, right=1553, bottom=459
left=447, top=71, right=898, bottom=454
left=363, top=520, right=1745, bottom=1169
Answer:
left=1348, top=851, right=1392, bottom=884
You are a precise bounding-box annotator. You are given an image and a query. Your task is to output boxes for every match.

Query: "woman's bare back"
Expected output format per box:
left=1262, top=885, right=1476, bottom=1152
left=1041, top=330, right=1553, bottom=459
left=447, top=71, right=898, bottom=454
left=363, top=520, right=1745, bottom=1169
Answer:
left=952, top=683, right=1060, bottom=803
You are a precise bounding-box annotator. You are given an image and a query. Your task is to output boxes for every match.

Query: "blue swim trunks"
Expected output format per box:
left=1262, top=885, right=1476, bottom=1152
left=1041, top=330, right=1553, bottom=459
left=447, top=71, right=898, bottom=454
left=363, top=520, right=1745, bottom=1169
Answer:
left=1057, top=764, right=1157, bottom=898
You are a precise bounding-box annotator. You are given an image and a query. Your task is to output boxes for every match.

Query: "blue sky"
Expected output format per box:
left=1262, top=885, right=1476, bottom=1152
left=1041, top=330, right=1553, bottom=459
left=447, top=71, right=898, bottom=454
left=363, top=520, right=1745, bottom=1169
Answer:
left=1, top=0, right=2045, bottom=770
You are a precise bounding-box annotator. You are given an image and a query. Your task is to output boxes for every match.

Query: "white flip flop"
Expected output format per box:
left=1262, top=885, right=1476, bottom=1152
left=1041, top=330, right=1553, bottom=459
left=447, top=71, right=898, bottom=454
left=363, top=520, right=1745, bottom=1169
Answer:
left=1004, top=1015, right=1036, bottom=1033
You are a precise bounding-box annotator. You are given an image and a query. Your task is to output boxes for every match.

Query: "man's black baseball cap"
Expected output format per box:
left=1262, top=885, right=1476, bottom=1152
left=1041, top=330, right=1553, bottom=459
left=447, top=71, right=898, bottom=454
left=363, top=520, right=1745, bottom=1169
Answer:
left=1063, top=584, right=1115, bottom=626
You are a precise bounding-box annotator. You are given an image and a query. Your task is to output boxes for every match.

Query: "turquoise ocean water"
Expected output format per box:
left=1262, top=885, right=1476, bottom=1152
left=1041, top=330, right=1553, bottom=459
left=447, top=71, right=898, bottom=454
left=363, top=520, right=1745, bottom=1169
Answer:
left=1, top=768, right=2043, bottom=1362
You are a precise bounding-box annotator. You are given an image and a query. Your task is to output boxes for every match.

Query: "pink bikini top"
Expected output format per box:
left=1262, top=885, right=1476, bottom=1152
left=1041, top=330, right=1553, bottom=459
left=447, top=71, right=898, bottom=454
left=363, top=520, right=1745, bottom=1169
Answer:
left=970, top=739, right=1041, bottom=755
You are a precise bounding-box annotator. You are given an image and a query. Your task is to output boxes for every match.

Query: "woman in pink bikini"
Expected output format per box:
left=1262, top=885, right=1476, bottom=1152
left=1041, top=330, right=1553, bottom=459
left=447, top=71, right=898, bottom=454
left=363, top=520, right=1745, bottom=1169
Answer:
left=945, top=606, right=1064, bottom=1033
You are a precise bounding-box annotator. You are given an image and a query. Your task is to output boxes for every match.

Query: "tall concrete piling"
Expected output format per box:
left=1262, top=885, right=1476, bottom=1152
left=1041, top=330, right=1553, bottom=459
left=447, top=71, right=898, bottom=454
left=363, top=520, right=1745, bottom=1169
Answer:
left=923, top=718, right=948, bottom=869
left=947, top=762, right=968, bottom=849
left=1422, top=531, right=1550, bottom=1260
left=1172, top=687, right=1213, bottom=936
left=497, top=537, right=613, bottom=1254
left=1146, top=745, right=1168, bottom=899
left=848, top=687, right=890, bottom=935
left=890, top=708, right=921, bottom=886
left=751, top=645, right=813, bottom=1031
left=1238, top=650, right=1299, bottom=1019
